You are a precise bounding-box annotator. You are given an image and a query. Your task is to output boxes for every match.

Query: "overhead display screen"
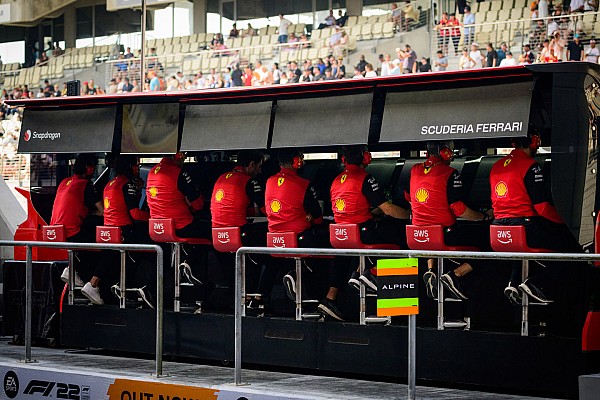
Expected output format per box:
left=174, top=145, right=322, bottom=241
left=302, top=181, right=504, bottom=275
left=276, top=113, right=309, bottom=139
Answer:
left=380, top=82, right=533, bottom=142
left=121, top=103, right=179, bottom=154
left=19, top=106, right=117, bottom=154
left=271, top=93, right=373, bottom=148
left=181, top=101, right=272, bottom=151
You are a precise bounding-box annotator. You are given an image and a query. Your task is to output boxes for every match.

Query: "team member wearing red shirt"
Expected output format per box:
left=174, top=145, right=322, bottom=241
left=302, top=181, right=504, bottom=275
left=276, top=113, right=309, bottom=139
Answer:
left=80, top=155, right=153, bottom=306
left=146, top=152, right=209, bottom=238
left=211, top=150, right=268, bottom=307
left=330, top=145, right=409, bottom=294
left=265, top=149, right=345, bottom=320
left=490, top=133, right=582, bottom=303
left=51, top=154, right=103, bottom=300
left=407, top=141, right=492, bottom=300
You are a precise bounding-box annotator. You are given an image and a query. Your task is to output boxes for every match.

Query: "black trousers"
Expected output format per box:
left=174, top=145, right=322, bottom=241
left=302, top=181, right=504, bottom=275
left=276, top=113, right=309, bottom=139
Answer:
left=359, top=218, right=408, bottom=248
left=494, top=217, right=583, bottom=294
left=176, top=218, right=212, bottom=239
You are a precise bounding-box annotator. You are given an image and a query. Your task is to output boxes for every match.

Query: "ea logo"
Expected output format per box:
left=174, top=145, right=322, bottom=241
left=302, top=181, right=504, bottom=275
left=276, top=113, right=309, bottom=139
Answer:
left=3, top=370, right=19, bottom=399
left=24, top=130, right=31, bottom=142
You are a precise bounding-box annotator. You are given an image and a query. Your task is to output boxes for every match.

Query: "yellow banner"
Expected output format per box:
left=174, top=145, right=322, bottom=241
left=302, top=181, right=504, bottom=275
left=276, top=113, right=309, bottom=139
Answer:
left=107, top=379, right=219, bottom=400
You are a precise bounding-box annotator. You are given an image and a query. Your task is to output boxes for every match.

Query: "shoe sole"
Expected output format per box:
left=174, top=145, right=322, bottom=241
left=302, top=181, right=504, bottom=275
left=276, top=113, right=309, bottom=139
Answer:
left=440, top=275, right=468, bottom=300
left=318, top=304, right=345, bottom=321
left=423, top=272, right=437, bottom=299
left=518, top=284, right=553, bottom=303
left=61, top=270, right=84, bottom=287
left=358, top=275, right=377, bottom=293
left=283, top=274, right=296, bottom=301
left=81, top=289, right=104, bottom=306
left=504, top=287, right=521, bottom=305
left=348, top=278, right=361, bottom=292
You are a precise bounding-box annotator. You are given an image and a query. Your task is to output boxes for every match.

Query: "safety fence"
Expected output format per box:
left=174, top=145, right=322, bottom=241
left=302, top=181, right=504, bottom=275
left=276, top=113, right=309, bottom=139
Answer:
left=2, top=240, right=598, bottom=399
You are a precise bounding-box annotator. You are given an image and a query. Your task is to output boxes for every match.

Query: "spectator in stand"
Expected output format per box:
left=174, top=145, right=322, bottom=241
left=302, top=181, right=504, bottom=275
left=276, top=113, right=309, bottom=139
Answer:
left=448, top=13, right=461, bottom=55
left=380, top=54, right=392, bottom=76
left=463, top=6, right=475, bottom=46
left=278, top=14, right=292, bottom=43
left=469, top=43, right=483, bottom=68
left=272, top=63, right=282, bottom=84
left=434, top=50, right=448, bottom=71
left=417, top=57, right=432, bottom=72
left=550, top=30, right=566, bottom=61
left=485, top=43, right=498, bottom=67
left=547, top=19, right=559, bottom=38
left=570, top=0, right=585, bottom=13
left=567, top=33, right=584, bottom=60
left=352, top=67, right=364, bottom=79
left=522, top=44, right=536, bottom=64
left=229, top=23, right=239, bottom=38
left=195, top=72, right=206, bottom=88
left=244, top=24, right=257, bottom=37
left=319, top=9, right=337, bottom=29
left=391, top=3, right=402, bottom=30
left=148, top=71, right=160, bottom=91
left=402, top=1, right=419, bottom=31
left=364, top=63, right=378, bottom=77
left=45, top=41, right=54, bottom=59
left=52, top=42, right=64, bottom=57
left=122, top=77, right=134, bottom=92
left=337, top=10, right=349, bottom=27
left=356, top=55, right=368, bottom=75
left=43, top=80, right=55, bottom=98
left=389, top=58, right=402, bottom=75
left=323, top=68, right=335, bottom=80
left=400, top=44, right=417, bottom=74
left=497, top=42, right=508, bottom=65
left=538, top=0, right=549, bottom=18
left=436, top=12, right=450, bottom=55
left=300, top=68, right=313, bottom=82
left=459, top=47, right=476, bottom=69
left=124, top=47, right=134, bottom=59
left=210, top=33, right=224, bottom=50
left=499, top=51, right=518, bottom=66
left=231, top=64, right=243, bottom=86
left=313, top=66, right=324, bottom=81
left=243, top=66, right=253, bottom=86
left=115, top=54, right=128, bottom=72
left=108, top=79, right=118, bottom=94
left=585, top=39, right=600, bottom=63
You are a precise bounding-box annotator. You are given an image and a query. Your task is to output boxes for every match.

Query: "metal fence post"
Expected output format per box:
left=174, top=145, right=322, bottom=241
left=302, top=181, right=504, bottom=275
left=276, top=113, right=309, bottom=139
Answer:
left=24, top=244, right=34, bottom=363
left=155, top=245, right=164, bottom=377
left=234, top=249, right=245, bottom=385
left=437, top=257, right=444, bottom=330
left=408, top=314, right=416, bottom=400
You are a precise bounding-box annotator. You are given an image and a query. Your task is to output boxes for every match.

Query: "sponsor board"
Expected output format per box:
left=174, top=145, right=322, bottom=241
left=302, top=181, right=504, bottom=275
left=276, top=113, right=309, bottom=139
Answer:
left=376, top=258, right=419, bottom=316
left=0, top=364, right=301, bottom=400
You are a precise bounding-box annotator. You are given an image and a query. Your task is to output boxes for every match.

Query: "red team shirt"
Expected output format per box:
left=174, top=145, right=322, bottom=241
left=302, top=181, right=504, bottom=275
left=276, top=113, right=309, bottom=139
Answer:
left=408, top=157, right=467, bottom=227
left=103, top=175, right=149, bottom=227
left=211, top=166, right=265, bottom=228
left=50, top=174, right=98, bottom=238
left=265, top=168, right=322, bottom=234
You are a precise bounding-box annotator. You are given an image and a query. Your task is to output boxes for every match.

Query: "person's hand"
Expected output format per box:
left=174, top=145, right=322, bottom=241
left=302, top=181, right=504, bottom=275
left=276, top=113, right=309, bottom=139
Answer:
left=485, top=208, right=495, bottom=220
left=306, top=213, right=313, bottom=222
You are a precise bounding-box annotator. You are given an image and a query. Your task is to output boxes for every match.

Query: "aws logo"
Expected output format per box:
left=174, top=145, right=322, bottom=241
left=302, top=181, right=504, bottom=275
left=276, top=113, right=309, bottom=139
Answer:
left=104, top=197, right=110, bottom=209
left=153, top=222, right=164, bottom=235
left=334, top=227, right=348, bottom=241
left=415, top=188, right=429, bottom=203
left=495, top=181, right=508, bottom=198
left=270, top=235, right=286, bottom=248
left=412, top=229, right=430, bottom=243
left=45, top=229, right=57, bottom=241
left=335, top=198, right=346, bottom=211
left=99, top=230, right=112, bottom=242
left=217, top=231, right=230, bottom=244
left=270, top=199, right=282, bottom=213
left=277, top=177, right=285, bottom=186
left=496, top=230, right=513, bottom=245
left=340, top=174, right=347, bottom=184
left=149, top=186, right=158, bottom=198
left=214, top=189, right=224, bottom=202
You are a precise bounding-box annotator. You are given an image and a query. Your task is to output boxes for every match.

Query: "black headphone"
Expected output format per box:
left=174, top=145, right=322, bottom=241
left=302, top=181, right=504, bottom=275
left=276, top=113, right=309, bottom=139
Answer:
left=341, top=145, right=372, bottom=166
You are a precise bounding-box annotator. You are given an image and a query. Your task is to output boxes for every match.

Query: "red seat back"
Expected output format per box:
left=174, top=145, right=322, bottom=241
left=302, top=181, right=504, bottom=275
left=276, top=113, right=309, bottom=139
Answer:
left=149, top=218, right=178, bottom=243
left=96, top=226, right=122, bottom=244
left=212, top=227, right=243, bottom=252
left=329, top=224, right=362, bottom=249
left=406, top=225, right=445, bottom=250
left=42, top=225, right=66, bottom=242
left=267, top=232, right=298, bottom=249
left=490, top=225, right=550, bottom=253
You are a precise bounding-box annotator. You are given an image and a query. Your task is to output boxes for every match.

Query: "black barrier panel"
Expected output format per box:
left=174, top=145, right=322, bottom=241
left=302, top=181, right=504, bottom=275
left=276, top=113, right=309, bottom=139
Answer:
left=271, top=93, right=373, bottom=148
left=380, top=82, right=533, bottom=142
left=121, top=103, right=179, bottom=154
left=19, top=106, right=117, bottom=153
left=181, top=102, right=272, bottom=151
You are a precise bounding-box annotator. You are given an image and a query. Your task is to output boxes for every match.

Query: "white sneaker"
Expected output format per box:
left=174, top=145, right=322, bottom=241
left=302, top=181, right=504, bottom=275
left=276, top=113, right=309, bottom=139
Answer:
left=81, top=282, right=104, bottom=305
left=60, top=267, right=85, bottom=287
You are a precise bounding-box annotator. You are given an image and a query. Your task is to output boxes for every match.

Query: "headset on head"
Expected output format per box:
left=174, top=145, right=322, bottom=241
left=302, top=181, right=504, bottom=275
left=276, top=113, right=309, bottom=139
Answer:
left=438, top=146, right=454, bottom=162
left=174, top=151, right=187, bottom=163
left=341, top=145, right=372, bottom=166
left=292, top=154, right=304, bottom=169
left=512, top=134, right=541, bottom=151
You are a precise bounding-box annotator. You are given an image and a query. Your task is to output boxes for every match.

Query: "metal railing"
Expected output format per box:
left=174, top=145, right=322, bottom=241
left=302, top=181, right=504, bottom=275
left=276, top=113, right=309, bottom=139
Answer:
left=234, top=246, right=599, bottom=399
left=0, top=240, right=164, bottom=376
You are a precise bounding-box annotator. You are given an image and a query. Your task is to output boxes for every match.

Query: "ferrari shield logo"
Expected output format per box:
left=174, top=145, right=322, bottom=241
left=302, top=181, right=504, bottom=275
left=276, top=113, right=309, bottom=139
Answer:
left=278, top=177, right=285, bottom=186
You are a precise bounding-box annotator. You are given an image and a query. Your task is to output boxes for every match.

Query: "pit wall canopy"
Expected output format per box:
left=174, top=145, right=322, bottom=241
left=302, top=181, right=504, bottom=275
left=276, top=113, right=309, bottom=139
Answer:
left=14, top=64, right=596, bottom=154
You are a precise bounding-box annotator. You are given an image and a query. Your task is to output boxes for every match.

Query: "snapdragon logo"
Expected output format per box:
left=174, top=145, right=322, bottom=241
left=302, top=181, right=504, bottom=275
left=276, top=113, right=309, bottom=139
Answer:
left=24, top=130, right=31, bottom=141
left=30, top=130, right=61, bottom=140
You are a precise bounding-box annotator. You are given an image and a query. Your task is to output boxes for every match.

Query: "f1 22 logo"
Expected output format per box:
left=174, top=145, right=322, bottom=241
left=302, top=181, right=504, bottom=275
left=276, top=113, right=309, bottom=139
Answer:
left=3, top=370, right=19, bottom=399
left=23, top=380, right=88, bottom=399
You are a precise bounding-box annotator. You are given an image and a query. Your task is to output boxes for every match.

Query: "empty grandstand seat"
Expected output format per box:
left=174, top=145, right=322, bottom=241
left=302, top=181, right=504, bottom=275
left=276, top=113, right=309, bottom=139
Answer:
left=42, top=225, right=66, bottom=242
left=95, top=226, right=122, bottom=243
left=406, top=225, right=479, bottom=251
left=149, top=218, right=211, bottom=312
left=489, top=225, right=552, bottom=253
left=212, top=227, right=242, bottom=253
left=329, top=224, right=401, bottom=250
